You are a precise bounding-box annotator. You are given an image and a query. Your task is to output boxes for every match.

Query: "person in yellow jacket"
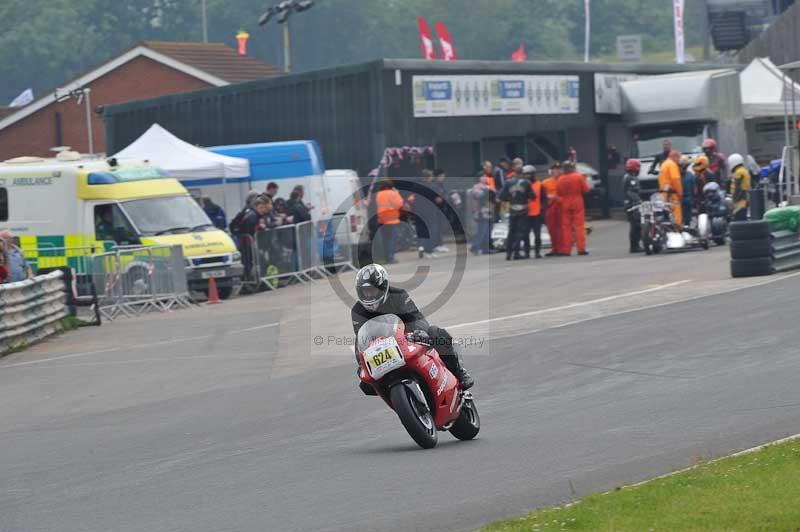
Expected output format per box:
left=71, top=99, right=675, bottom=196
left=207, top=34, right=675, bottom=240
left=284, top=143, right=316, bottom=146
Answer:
left=727, top=153, right=751, bottom=221
left=658, top=150, right=684, bottom=226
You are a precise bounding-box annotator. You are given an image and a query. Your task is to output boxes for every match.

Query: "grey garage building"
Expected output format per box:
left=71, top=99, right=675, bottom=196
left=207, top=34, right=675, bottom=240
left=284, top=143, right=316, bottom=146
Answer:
left=104, top=58, right=725, bottom=209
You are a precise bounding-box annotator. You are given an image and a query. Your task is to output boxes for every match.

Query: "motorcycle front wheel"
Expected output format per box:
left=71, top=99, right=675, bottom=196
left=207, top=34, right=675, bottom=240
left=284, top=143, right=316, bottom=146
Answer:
left=390, top=384, right=438, bottom=449
left=450, top=399, right=480, bottom=441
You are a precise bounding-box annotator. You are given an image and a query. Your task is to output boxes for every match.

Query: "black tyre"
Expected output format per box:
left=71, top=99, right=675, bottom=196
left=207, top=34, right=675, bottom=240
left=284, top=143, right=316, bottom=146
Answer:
left=729, top=220, right=770, bottom=241
left=390, top=384, right=437, bottom=449
left=449, top=399, right=480, bottom=441
left=730, top=257, right=774, bottom=278
left=730, top=239, right=773, bottom=260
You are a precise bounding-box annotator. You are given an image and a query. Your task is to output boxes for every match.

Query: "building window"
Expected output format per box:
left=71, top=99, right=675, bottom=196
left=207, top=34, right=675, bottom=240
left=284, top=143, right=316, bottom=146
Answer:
left=0, top=188, right=7, bottom=221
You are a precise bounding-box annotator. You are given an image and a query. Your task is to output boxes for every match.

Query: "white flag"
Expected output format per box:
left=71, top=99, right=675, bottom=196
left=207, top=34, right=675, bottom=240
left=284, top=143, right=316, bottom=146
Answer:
left=9, top=88, right=34, bottom=107
left=584, top=0, right=591, bottom=63
left=674, top=0, right=685, bottom=64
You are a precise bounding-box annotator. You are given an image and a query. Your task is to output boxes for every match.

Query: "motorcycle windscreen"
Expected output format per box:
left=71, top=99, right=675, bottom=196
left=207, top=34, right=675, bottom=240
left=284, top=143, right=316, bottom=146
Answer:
left=356, top=314, right=404, bottom=353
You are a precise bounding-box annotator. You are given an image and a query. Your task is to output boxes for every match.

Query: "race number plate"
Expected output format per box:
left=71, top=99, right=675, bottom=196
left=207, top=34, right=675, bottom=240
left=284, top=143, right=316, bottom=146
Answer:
left=363, top=337, right=404, bottom=380
left=201, top=270, right=226, bottom=279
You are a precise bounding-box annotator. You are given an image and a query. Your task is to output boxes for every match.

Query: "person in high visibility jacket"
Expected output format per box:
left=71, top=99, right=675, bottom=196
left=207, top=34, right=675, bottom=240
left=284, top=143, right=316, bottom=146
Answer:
left=658, top=150, right=683, bottom=226
left=375, top=180, right=405, bottom=264
left=542, top=163, right=563, bottom=256
left=556, top=161, right=590, bottom=256
left=481, top=161, right=498, bottom=191
left=526, top=166, right=547, bottom=259
left=727, top=153, right=751, bottom=221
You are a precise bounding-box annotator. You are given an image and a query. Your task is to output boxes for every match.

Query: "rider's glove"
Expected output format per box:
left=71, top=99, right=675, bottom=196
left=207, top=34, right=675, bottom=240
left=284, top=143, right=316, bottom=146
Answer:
left=411, top=329, right=432, bottom=345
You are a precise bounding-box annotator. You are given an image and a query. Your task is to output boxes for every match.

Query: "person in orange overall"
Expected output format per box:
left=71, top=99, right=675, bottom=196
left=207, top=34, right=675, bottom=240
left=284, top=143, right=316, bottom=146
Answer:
left=658, top=150, right=683, bottom=227
left=375, top=180, right=405, bottom=264
left=556, top=160, right=590, bottom=256
left=542, top=162, right=563, bottom=256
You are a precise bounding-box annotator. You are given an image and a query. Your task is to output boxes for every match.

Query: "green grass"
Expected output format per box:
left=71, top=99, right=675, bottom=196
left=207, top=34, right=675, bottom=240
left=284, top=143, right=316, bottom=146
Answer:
left=483, top=438, right=800, bottom=532
left=592, top=45, right=708, bottom=64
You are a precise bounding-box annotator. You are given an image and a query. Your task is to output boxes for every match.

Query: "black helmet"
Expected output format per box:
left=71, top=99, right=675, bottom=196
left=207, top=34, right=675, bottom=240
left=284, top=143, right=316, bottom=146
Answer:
left=355, top=264, right=389, bottom=311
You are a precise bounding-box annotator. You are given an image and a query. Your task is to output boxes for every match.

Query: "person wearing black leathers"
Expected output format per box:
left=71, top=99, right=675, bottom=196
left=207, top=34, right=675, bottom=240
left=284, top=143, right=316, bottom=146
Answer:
left=351, top=264, right=474, bottom=390
left=622, top=159, right=643, bottom=253
left=647, top=138, right=673, bottom=176
left=499, top=167, right=536, bottom=260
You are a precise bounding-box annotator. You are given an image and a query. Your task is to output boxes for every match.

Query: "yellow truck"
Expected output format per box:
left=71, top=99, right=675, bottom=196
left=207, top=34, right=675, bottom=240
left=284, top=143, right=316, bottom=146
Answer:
left=0, top=151, right=243, bottom=298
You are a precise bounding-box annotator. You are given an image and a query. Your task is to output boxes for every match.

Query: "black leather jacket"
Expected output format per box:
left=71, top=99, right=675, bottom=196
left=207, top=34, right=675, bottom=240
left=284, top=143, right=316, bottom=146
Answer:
left=351, top=287, right=429, bottom=335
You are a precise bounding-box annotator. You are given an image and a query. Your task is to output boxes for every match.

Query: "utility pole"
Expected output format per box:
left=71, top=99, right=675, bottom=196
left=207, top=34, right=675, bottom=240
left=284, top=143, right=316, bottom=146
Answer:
left=283, top=21, right=291, bottom=73
left=202, top=0, right=208, bottom=43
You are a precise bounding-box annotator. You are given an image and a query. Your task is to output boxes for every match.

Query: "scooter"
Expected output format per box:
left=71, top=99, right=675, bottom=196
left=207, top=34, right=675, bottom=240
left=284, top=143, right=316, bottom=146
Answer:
left=357, top=314, right=480, bottom=449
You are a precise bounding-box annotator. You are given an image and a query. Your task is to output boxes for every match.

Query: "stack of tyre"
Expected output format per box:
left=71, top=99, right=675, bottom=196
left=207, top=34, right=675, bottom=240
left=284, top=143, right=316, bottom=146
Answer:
left=729, top=220, right=774, bottom=277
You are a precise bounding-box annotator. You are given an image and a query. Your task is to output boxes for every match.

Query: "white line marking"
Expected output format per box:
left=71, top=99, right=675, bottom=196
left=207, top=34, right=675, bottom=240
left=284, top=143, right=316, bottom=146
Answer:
left=482, top=271, right=800, bottom=343
left=237, top=322, right=281, bottom=332
left=448, top=280, right=692, bottom=329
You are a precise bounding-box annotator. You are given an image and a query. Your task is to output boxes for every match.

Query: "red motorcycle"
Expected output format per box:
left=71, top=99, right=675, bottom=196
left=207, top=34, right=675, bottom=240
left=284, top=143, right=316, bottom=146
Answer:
left=357, top=314, right=480, bottom=449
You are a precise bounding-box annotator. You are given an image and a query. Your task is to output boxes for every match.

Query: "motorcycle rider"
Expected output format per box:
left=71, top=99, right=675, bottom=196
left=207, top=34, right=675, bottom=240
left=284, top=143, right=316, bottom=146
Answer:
left=703, top=138, right=727, bottom=185
left=680, top=155, right=696, bottom=227
left=500, top=164, right=536, bottom=260
left=622, top=159, right=643, bottom=253
left=728, top=153, right=751, bottom=222
left=352, top=264, right=474, bottom=390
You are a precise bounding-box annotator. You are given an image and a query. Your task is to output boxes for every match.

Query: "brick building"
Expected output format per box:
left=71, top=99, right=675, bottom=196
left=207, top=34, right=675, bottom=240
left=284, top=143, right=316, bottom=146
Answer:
left=0, top=41, right=282, bottom=160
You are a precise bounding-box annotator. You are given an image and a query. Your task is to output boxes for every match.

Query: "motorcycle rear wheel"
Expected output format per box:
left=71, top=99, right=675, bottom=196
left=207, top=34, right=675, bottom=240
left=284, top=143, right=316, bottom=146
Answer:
left=390, top=384, right=438, bottom=449
left=449, top=399, right=480, bottom=441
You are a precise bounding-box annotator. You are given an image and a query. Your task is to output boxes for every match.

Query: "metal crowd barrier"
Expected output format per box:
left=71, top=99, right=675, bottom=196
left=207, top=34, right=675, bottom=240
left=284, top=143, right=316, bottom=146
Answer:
left=239, top=215, right=357, bottom=291
left=0, top=271, right=68, bottom=352
left=91, top=245, right=192, bottom=320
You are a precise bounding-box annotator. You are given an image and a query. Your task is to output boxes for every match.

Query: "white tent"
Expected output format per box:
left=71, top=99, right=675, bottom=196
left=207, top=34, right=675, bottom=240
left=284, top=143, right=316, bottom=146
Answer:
left=112, top=123, right=250, bottom=215
left=740, top=57, right=800, bottom=119
left=113, top=123, right=249, bottom=180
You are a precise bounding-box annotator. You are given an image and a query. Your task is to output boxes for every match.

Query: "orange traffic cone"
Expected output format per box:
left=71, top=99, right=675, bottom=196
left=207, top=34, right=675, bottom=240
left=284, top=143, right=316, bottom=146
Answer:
left=207, top=277, right=221, bottom=305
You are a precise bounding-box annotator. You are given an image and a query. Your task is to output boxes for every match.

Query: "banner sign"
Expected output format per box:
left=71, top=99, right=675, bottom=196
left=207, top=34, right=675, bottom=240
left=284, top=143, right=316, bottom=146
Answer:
left=413, top=75, right=580, bottom=118
left=674, top=0, right=685, bottom=64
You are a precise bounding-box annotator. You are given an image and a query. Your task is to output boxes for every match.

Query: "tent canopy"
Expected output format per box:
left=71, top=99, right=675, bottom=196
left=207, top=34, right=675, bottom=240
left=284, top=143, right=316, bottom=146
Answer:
left=740, top=57, right=800, bottom=119
left=112, top=123, right=249, bottom=180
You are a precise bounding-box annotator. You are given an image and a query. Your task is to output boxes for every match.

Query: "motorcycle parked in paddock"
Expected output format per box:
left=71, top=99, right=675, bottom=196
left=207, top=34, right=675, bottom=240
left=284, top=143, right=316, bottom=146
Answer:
left=357, top=314, right=480, bottom=449
left=632, top=193, right=710, bottom=254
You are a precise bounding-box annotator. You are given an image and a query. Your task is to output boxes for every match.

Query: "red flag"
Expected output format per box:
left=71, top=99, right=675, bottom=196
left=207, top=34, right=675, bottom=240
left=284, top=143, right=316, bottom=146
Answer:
left=511, top=42, right=527, bottom=62
left=434, top=21, right=458, bottom=61
left=417, top=17, right=437, bottom=60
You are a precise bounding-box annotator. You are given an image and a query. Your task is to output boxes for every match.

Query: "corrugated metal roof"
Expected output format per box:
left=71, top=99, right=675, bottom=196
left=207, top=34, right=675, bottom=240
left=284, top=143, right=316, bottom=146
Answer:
left=143, top=41, right=284, bottom=83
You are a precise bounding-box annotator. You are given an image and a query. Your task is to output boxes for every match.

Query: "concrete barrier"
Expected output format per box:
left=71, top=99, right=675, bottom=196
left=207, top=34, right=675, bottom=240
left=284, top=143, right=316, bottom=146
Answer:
left=0, top=271, right=68, bottom=352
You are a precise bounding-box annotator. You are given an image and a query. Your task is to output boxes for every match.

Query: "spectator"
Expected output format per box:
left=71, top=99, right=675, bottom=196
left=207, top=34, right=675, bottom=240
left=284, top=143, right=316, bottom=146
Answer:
left=557, top=160, right=590, bottom=256
left=287, top=186, right=312, bottom=224
left=658, top=150, right=684, bottom=226
left=543, top=163, right=564, bottom=257
left=495, top=158, right=510, bottom=192
left=470, top=175, right=496, bottom=255
left=432, top=169, right=449, bottom=253
left=0, top=231, right=32, bottom=282
left=0, top=239, right=8, bottom=284
left=481, top=161, right=498, bottom=191
left=375, top=180, right=404, bottom=264
left=202, top=197, right=227, bottom=230
left=509, top=158, right=524, bottom=179
left=526, top=165, right=547, bottom=259
left=415, top=169, right=440, bottom=258
left=648, top=139, right=673, bottom=175
left=680, top=155, right=695, bottom=227
left=265, top=182, right=280, bottom=201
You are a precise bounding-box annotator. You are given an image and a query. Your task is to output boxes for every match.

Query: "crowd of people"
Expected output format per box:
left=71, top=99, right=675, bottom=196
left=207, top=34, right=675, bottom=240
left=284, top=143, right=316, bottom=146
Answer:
left=0, top=230, right=33, bottom=285
left=470, top=157, right=591, bottom=260
left=622, top=137, right=752, bottom=253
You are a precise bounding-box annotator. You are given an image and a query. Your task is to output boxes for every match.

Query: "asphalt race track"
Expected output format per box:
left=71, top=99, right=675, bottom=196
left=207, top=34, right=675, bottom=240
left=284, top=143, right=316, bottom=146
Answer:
left=2, top=222, right=799, bottom=532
